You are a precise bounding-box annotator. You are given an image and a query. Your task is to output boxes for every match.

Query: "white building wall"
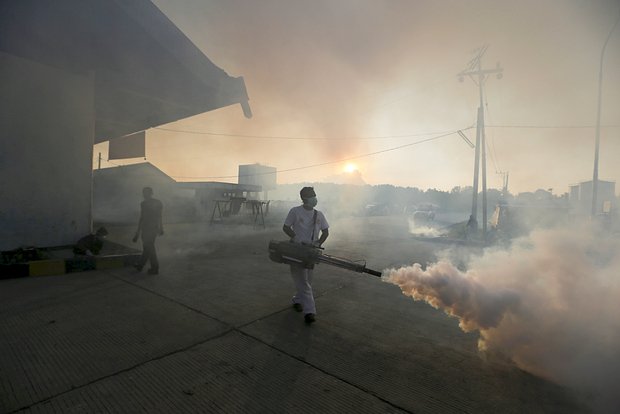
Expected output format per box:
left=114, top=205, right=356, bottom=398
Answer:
left=0, top=52, right=94, bottom=250
left=572, top=180, right=617, bottom=215
left=238, top=164, right=276, bottom=191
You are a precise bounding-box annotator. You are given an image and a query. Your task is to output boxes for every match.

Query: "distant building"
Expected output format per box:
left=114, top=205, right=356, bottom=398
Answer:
left=94, top=163, right=262, bottom=223
left=94, top=163, right=185, bottom=224
left=0, top=0, right=250, bottom=250
left=569, top=180, right=616, bottom=215
left=238, top=164, right=277, bottom=198
left=490, top=204, right=570, bottom=239
left=177, top=181, right=263, bottom=220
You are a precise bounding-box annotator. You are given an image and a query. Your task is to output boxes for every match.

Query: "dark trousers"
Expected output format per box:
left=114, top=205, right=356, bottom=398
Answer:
left=138, top=232, right=159, bottom=271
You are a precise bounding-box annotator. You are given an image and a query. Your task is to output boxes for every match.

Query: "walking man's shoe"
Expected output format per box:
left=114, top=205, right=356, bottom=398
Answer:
left=304, top=313, right=316, bottom=324
left=133, top=264, right=143, bottom=272
left=292, top=303, right=303, bottom=312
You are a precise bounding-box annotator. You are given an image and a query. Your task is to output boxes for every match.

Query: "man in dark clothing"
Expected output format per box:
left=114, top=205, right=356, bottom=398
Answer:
left=73, top=227, right=108, bottom=256
left=133, top=187, right=163, bottom=275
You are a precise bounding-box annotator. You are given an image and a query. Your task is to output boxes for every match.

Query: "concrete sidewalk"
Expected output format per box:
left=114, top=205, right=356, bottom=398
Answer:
left=0, top=218, right=586, bottom=413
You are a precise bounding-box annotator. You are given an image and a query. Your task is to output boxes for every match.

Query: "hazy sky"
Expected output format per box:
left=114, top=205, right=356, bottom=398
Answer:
left=97, top=0, right=620, bottom=194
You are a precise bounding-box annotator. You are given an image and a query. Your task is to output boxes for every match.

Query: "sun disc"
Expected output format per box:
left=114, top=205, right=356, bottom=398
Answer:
left=344, top=163, right=357, bottom=173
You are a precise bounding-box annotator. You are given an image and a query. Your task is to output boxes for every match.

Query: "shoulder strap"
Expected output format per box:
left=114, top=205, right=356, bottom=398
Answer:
left=311, top=209, right=318, bottom=241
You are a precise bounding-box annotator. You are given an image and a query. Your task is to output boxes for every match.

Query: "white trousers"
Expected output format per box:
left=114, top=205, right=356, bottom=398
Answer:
left=290, top=264, right=316, bottom=315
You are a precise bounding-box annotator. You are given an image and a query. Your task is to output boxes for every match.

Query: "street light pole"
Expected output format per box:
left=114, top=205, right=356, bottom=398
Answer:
left=592, top=12, right=620, bottom=217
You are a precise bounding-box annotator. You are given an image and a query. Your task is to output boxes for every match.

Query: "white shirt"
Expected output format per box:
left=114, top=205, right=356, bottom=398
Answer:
left=284, top=206, right=329, bottom=244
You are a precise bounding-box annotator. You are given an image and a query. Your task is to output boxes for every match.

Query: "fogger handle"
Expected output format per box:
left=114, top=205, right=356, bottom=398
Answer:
left=269, top=240, right=382, bottom=277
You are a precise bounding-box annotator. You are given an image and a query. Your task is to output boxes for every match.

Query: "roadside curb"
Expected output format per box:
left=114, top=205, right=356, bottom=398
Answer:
left=0, top=254, right=141, bottom=279
left=1, top=242, right=141, bottom=280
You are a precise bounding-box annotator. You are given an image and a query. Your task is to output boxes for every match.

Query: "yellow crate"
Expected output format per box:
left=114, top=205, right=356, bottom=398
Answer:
left=29, top=260, right=66, bottom=276
left=95, top=256, right=125, bottom=270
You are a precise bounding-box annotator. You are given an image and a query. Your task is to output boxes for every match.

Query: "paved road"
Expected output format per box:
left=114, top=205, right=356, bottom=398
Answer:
left=0, top=216, right=586, bottom=413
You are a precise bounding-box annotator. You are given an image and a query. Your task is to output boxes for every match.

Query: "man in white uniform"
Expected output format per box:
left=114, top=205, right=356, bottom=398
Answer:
left=283, top=187, right=329, bottom=324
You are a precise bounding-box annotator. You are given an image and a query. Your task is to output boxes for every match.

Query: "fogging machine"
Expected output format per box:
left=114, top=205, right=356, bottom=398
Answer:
left=268, top=240, right=382, bottom=277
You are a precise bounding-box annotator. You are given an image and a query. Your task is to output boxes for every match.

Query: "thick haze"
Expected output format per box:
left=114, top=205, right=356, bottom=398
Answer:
left=384, top=223, right=620, bottom=411
left=96, top=0, right=620, bottom=194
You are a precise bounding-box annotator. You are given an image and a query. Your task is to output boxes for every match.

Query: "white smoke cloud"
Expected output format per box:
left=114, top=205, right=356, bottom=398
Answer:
left=383, top=223, right=620, bottom=412
left=407, top=219, right=444, bottom=237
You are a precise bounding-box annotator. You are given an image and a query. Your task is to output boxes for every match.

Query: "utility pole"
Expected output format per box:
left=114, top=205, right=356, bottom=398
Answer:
left=497, top=171, right=509, bottom=196
left=592, top=12, right=620, bottom=217
left=458, top=45, right=503, bottom=240
left=98, top=152, right=102, bottom=170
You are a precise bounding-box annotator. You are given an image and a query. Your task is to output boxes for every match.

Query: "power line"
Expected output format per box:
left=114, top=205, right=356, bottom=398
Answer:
left=483, top=99, right=502, bottom=175
left=169, top=127, right=473, bottom=180
left=149, top=124, right=620, bottom=145
left=486, top=124, right=620, bottom=129
left=152, top=126, right=465, bottom=141
left=101, top=123, right=618, bottom=175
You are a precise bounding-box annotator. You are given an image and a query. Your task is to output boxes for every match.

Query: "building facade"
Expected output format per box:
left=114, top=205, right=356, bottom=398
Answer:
left=0, top=0, right=250, bottom=250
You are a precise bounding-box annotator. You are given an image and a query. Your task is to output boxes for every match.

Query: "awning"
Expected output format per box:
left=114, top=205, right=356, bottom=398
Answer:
left=0, top=0, right=252, bottom=143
